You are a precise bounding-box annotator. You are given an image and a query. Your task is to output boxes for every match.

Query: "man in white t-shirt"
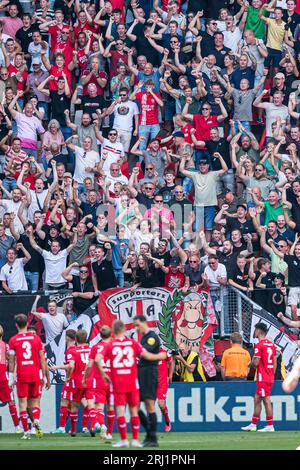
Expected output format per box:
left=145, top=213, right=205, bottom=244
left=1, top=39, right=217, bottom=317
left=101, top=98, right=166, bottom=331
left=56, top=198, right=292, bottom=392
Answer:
left=31, top=295, right=69, bottom=343
left=204, top=255, right=227, bottom=288
left=29, top=230, right=77, bottom=289
left=0, top=188, right=24, bottom=233
left=0, top=244, right=31, bottom=293
left=98, top=128, right=125, bottom=174
left=66, top=135, right=100, bottom=190
left=105, top=163, right=129, bottom=190
left=106, top=89, right=139, bottom=153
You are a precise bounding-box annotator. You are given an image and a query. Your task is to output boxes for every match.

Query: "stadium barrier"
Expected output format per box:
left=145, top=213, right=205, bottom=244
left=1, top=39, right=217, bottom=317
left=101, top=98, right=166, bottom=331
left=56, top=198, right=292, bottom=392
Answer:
left=1, top=381, right=300, bottom=433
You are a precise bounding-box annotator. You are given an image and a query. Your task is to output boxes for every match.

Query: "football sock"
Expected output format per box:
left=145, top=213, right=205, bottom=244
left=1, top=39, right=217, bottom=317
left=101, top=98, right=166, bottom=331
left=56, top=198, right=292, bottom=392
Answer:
left=97, top=410, right=105, bottom=426
left=20, top=411, right=29, bottom=433
left=82, top=406, right=89, bottom=428
left=70, top=412, right=78, bottom=434
left=107, top=410, right=115, bottom=434
left=138, top=409, right=150, bottom=437
left=9, top=403, right=19, bottom=427
left=32, top=407, right=40, bottom=422
left=59, top=406, right=69, bottom=428
left=148, top=412, right=157, bottom=442
left=162, top=406, right=170, bottom=425
left=130, top=416, right=140, bottom=440
left=251, top=415, right=260, bottom=425
left=89, top=408, right=97, bottom=430
left=266, top=415, right=273, bottom=426
left=117, top=415, right=127, bottom=440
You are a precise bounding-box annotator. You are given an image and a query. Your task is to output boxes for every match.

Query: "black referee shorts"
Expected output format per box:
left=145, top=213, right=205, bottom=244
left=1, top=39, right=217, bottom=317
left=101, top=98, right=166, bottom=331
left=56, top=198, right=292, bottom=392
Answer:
left=138, top=366, right=158, bottom=401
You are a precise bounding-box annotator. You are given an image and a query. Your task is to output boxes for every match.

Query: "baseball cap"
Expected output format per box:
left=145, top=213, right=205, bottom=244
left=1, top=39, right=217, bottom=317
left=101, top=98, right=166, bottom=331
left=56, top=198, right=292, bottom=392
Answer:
left=170, top=256, right=180, bottom=266
left=274, top=72, right=285, bottom=79
left=173, top=131, right=185, bottom=138
left=49, top=224, right=59, bottom=230
left=63, top=172, right=72, bottom=178
left=237, top=203, right=247, bottom=210
left=223, top=188, right=233, bottom=195
left=199, top=159, right=209, bottom=165
left=32, top=58, right=41, bottom=65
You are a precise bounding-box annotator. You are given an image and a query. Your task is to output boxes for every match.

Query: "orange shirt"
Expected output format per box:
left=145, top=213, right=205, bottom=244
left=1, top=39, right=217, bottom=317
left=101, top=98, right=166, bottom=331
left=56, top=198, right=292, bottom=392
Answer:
left=221, top=344, right=251, bottom=378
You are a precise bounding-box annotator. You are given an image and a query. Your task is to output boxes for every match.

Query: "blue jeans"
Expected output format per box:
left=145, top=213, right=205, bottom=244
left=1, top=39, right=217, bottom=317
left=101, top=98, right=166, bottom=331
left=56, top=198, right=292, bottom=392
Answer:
left=61, top=126, right=75, bottom=169
left=194, top=206, right=215, bottom=232
left=138, top=124, right=160, bottom=152
left=182, top=176, right=193, bottom=196
left=114, top=269, right=124, bottom=287
left=25, top=271, right=39, bottom=291
left=2, top=177, right=17, bottom=193
left=22, top=148, right=38, bottom=160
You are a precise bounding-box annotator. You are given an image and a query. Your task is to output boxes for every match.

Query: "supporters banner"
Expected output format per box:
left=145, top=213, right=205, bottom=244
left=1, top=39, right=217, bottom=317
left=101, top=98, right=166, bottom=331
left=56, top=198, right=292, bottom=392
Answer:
left=250, top=307, right=300, bottom=373
left=98, top=287, right=218, bottom=378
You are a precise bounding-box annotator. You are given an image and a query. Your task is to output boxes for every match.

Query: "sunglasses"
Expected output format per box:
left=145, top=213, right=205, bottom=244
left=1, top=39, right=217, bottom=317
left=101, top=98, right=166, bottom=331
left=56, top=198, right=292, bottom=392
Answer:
left=145, top=186, right=154, bottom=190
left=9, top=266, right=13, bottom=274
left=80, top=270, right=89, bottom=274
left=202, top=107, right=210, bottom=110
left=155, top=200, right=163, bottom=203
left=111, top=169, right=119, bottom=172
left=175, top=190, right=183, bottom=194
left=109, top=133, right=117, bottom=136
left=120, top=94, right=127, bottom=97
left=189, top=261, right=198, bottom=264
left=255, top=168, right=263, bottom=172
left=146, top=167, right=154, bottom=170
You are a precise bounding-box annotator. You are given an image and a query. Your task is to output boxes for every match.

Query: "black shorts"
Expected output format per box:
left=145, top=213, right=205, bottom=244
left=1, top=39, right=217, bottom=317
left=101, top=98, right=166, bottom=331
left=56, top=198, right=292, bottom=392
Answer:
left=138, top=366, right=158, bottom=401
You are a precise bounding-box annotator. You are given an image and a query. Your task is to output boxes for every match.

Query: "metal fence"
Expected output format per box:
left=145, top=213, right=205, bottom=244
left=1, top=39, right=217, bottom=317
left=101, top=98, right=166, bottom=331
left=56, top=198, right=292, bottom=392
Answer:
left=217, top=286, right=262, bottom=343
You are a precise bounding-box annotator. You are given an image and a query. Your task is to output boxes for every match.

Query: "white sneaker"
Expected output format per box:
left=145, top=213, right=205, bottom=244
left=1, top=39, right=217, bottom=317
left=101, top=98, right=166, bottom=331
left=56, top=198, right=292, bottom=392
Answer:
left=241, top=423, right=257, bottom=431
left=95, top=423, right=101, bottom=432
left=112, top=440, right=129, bottom=448
left=131, top=439, right=143, bottom=448
left=296, top=445, right=300, bottom=450
left=258, top=425, right=275, bottom=432
left=30, top=427, right=37, bottom=435
left=105, top=433, right=113, bottom=440
left=82, top=427, right=89, bottom=434
left=100, top=424, right=107, bottom=439
left=15, top=426, right=22, bottom=434
left=21, top=433, right=31, bottom=440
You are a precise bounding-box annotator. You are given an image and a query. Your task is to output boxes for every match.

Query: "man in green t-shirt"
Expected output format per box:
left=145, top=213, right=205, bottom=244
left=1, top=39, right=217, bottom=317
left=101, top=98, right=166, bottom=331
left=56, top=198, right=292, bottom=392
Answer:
left=244, top=0, right=267, bottom=39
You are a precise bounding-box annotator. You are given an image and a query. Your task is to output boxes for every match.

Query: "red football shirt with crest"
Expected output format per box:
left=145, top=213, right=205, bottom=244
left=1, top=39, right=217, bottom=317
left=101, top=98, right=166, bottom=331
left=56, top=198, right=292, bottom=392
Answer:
left=253, top=338, right=276, bottom=383
left=9, top=332, right=43, bottom=382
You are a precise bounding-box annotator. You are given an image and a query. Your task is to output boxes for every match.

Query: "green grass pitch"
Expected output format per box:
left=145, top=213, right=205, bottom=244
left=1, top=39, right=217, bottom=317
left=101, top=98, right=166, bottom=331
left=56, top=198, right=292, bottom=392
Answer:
left=1, top=432, right=300, bottom=450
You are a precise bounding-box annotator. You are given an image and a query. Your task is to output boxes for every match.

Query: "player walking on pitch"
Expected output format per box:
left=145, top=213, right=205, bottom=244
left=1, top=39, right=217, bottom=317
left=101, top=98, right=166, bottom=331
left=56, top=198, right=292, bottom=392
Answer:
left=8, top=314, right=47, bottom=439
left=94, top=320, right=166, bottom=448
left=0, top=324, right=22, bottom=433
left=241, top=322, right=277, bottom=432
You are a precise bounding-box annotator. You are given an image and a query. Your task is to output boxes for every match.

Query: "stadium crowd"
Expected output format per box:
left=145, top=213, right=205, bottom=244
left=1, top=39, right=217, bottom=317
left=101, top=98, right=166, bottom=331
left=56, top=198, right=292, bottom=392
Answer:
left=1, top=0, right=300, bottom=360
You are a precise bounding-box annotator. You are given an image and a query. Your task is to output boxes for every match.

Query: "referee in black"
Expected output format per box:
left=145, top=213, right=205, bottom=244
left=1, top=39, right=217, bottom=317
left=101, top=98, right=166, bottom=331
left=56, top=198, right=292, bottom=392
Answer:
left=134, top=314, right=160, bottom=447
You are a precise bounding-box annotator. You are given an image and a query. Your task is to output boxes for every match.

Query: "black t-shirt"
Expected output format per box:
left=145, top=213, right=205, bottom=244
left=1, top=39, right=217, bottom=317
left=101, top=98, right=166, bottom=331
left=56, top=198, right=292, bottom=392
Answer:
left=196, top=31, right=215, bottom=57
left=42, top=232, right=69, bottom=251
left=92, top=259, right=117, bottom=291
left=229, top=266, right=249, bottom=288
left=159, top=185, right=176, bottom=204
left=211, top=46, right=231, bottom=68
left=134, top=36, right=160, bottom=67
left=232, top=241, right=247, bottom=254
left=49, top=90, right=71, bottom=127
left=204, top=138, right=231, bottom=170
left=138, top=330, right=160, bottom=368
left=136, top=193, right=155, bottom=211
left=81, top=95, right=104, bottom=116
left=136, top=263, right=161, bottom=287
left=188, top=0, right=208, bottom=13
left=81, top=201, right=101, bottom=226
left=283, top=11, right=300, bottom=35
left=71, top=275, right=94, bottom=314
left=217, top=251, right=239, bottom=278
left=15, top=24, right=40, bottom=54
left=18, top=233, right=44, bottom=274
left=252, top=271, right=276, bottom=307
left=266, top=288, right=286, bottom=318
left=226, top=218, right=255, bottom=236
left=47, top=154, right=68, bottom=169
left=284, top=254, right=300, bottom=287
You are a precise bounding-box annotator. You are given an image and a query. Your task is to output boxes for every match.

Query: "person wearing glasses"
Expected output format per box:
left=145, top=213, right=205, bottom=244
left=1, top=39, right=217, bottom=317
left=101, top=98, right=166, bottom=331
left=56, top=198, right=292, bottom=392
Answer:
left=97, top=128, right=125, bottom=175
left=0, top=244, right=31, bottom=293
left=105, top=87, right=139, bottom=154
left=143, top=195, right=175, bottom=238
left=239, top=164, right=276, bottom=206
left=62, top=261, right=95, bottom=315
left=192, top=18, right=218, bottom=58
left=182, top=254, right=204, bottom=292
left=103, top=38, right=128, bottom=81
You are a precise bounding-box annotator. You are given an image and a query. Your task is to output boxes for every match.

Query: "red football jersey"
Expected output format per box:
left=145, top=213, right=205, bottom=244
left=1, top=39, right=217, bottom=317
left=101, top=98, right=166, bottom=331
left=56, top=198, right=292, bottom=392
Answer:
left=69, top=344, right=92, bottom=389
left=158, top=349, right=172, bottom=384
left=0, top=341, right=9, bottom=382
left=253, top=338, right=276, bottom=383
left=89, top=342, right=110, bottom=390
left=135, top=92, right=161, bottom=126
left=103, top=337, right=144, bottom=393
left=8, top=332, right=43, bottom=382
left=165, top=271, right=185, bottom=289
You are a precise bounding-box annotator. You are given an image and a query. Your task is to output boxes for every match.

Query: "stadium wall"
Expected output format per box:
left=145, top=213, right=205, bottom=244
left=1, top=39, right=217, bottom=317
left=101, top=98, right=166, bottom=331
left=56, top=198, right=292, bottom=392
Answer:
left=1, top=381, right=300, bottom=433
